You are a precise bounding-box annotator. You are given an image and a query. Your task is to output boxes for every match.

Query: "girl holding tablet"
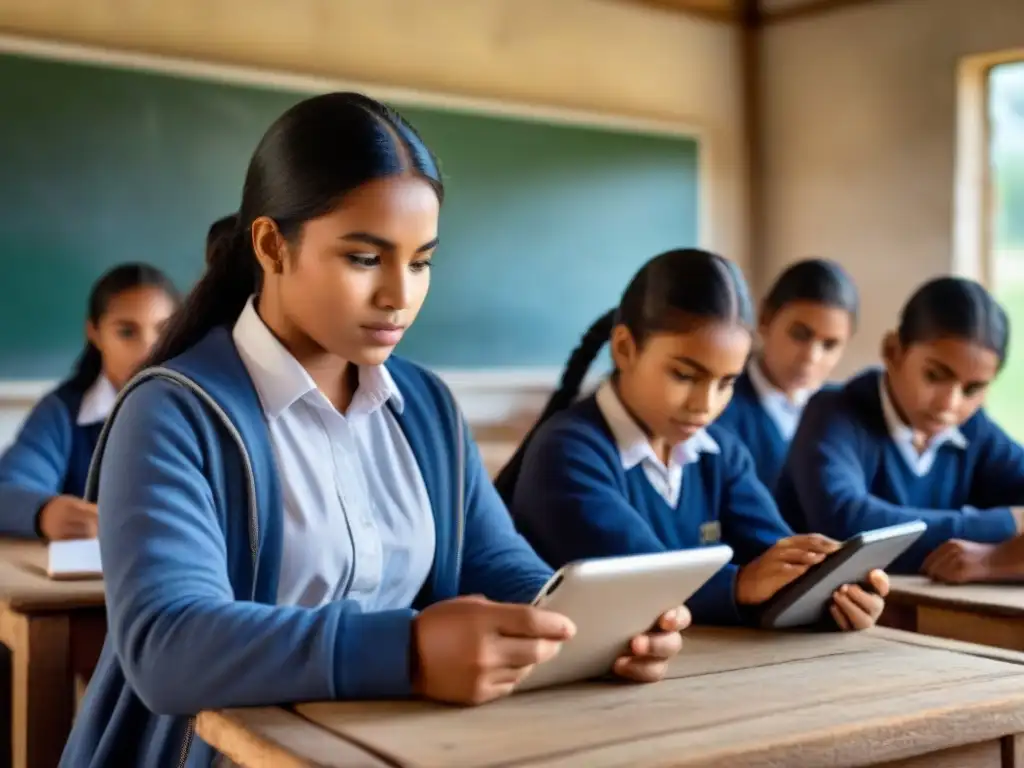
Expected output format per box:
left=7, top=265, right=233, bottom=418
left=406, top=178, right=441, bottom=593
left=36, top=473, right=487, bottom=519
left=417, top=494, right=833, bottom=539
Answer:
left=0, top=263, right=178, bottom=540
left=716, top=258, right=858, bottom=490
left=776, top=276, right=1024, bottom=577
left=496, top=248, right=888, bottom=629
left=62, top=93, right=688, bottom=768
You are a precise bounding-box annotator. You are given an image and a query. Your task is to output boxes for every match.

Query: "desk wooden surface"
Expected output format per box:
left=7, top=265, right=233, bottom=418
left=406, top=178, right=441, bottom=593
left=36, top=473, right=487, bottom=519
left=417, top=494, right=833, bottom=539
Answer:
left=888, top=576, right=1024, bottom=617
left=0, top=539, right=104, bottom=612
left=886, top=575, right=1024, bottom=652
left=197, top=627, right=1024, bottom=768
left=0, top=539, right=106, bottom=768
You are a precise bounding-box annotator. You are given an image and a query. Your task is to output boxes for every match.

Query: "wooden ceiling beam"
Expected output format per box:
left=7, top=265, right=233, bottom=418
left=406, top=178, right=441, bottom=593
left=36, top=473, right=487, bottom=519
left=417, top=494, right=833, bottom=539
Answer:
left=619, top=0, right=896, bottom=26
left=759, top=0, right=896, bottom=24
left=622, top=0, right=738, bottom=24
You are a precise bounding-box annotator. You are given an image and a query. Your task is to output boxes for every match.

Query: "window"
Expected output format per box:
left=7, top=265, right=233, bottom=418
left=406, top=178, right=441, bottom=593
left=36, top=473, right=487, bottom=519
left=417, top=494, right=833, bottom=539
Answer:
left=985, top=61, right=1024, bottom=438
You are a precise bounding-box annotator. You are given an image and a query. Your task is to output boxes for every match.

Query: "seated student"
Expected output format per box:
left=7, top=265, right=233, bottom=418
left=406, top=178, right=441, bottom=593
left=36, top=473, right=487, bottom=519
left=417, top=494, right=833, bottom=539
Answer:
left=495, top=249, right=888, bottom=629
left=62, top=93, right=689, bottom=768
left=0, top=263, right=179, bottom=540
left=716, top=258, right=858, bottom=491
left=776, top=276, right=1024, bottom=575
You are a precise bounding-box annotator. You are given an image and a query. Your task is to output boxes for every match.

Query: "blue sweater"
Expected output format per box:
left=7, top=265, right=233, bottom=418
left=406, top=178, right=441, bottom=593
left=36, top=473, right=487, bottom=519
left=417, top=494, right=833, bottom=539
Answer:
left=715, top=372, right=789, bottom=492
left=0, top=383, right=102, bottom=537
left=776, top=369, right=1023, bottom=572
left=61, top=327, right=553, bottom=768
left=511, top=396, right=794, bottom=626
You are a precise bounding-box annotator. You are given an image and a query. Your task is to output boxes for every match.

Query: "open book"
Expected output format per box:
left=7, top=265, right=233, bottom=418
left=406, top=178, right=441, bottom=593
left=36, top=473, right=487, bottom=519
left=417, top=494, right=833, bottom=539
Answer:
left=47, top=538, right=103, bottom=580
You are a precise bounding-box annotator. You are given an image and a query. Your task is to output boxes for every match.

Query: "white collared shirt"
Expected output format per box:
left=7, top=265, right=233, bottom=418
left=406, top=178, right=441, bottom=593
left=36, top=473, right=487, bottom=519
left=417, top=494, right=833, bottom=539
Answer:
left=233, top=298, right=435, bottom=610
left=878, top=376, right=967, bottom=477
left=595, top=380, right=719, bottom=507
left=746, top=361, right=812, bottom=441
left=76, top=375, right=117, bottom=426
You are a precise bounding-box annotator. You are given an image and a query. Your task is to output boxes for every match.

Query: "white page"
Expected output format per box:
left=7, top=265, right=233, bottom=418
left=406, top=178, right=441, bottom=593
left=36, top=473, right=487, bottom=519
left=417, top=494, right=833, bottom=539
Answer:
left=47, top=538, right=102, bottom=580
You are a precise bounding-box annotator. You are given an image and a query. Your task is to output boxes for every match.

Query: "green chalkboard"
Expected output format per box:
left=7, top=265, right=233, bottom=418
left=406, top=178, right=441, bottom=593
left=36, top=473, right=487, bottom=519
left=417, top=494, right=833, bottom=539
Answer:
left=0, top=53, right=699, bottom=378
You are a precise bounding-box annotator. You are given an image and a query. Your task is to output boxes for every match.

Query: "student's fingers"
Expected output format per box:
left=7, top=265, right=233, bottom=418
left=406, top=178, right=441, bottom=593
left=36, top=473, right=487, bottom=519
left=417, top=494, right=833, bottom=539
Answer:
left=474, top=673, right=521, bottom=703
left=612, top=656, right=670, bottom=683
left=830, top=602, right=852, bottom=632
left=770, top=547, right=827, bottom=567
left=492, top=637, right=564, bottom=669
left=631, top=630, right=684, bottom=660
left=765, top=561, right=809, bottom=583
left=493, top=604, right=577, bottom=640
left=656, top=606, right=691, bottom=633
left=832, top=590, right=873, bottom=630
left=72, top=501, right=99, bottom=517
left=867, top=569, right=890, bottom=597
left=925, top=550, right=962, bottom=582
left=58, top=518, right=97, bottom=540
left=782, top=534, right=840, bottom=555
left=922, top=542, right=961, bottom=575
left=842, top=585, right=884, bottom=618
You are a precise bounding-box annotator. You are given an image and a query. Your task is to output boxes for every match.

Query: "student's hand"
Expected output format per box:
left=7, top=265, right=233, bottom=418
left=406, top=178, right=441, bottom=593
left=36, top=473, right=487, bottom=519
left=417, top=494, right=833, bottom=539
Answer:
left=37, top=496, right=99, bottom=541
left=735, top=534, right=840, bottom=605
left=411, top=595, right=575, bottom=706
left=612, top=606, right=690, bottom=683
left=830, top=569, right=888, bottom=631
left=1011, top=508, right=1024, bottom=534
left=922, top=539, right=1017, bottom=584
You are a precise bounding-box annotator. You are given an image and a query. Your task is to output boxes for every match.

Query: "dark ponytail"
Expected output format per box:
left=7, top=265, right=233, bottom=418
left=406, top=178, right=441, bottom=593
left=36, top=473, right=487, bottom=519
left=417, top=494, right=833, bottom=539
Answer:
left=67, top=263, right=180, bottom=392
left=147, top=92, right=443, bottom=367
left=762, top=258, right=859, bottom=328
left=495, top=248, right=753, bottom=504
left=492, top=310, right=615, bottom=502
left=896, top=276, right=1009, bottom=368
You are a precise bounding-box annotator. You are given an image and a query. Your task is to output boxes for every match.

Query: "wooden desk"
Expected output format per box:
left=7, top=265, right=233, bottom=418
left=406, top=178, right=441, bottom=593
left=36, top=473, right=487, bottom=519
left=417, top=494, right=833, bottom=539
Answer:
left=885, top=575, right=1024, bottom=652
left=197, top=627, right=1024, bottom=768
left=0, top=540, right=105, bottom=768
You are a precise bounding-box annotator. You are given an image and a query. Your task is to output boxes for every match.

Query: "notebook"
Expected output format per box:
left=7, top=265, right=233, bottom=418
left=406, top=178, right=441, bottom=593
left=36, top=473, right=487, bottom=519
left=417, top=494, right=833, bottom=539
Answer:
left=47, top=538, right=103, bottom=580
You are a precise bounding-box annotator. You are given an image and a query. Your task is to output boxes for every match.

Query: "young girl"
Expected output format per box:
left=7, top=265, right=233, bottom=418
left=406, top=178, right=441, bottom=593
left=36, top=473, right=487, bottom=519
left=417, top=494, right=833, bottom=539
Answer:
left=775, top=276, right=1024, bottom=577
left=716, top=258, right=858, bottom=490
left=0, top=263, right=178, bottom=540
left=495, top=249, right=888, bottom=629
left=62, top=93, right=688, bottom=768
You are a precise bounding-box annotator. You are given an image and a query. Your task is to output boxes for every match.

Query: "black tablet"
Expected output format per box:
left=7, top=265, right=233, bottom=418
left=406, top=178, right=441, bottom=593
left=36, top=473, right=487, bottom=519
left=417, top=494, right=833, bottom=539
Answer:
left=759, top=520, right=927, bottom=629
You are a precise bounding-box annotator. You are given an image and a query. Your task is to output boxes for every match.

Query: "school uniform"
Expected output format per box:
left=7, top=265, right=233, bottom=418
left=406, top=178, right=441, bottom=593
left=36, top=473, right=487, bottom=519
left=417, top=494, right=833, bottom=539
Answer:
left=0, top=375, right=116, bottom=537
left=775, top=368, right=1024, bottom=573
left=511, top=380, right=794, bottom=626
left=715, top=363, right=813, bottom=491
left=61, top=300, right=552, bottom=768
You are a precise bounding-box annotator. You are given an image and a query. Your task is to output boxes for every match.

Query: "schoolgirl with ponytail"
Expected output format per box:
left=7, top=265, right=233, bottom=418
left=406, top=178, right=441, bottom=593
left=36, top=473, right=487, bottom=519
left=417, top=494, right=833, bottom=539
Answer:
left=63, top=92, right=688, bottom=768
left=777, top=276, right=1024, bottom=583
left=499, top=248, right=888, bottom=630
left=0, top=263, right=178, bottom=540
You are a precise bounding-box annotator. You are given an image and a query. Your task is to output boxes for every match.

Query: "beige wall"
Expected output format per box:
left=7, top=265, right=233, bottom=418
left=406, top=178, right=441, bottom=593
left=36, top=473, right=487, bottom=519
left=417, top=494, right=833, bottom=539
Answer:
left=0, top=0, right=748, bottom=270
left=760, top=0, right=1024, bottom=375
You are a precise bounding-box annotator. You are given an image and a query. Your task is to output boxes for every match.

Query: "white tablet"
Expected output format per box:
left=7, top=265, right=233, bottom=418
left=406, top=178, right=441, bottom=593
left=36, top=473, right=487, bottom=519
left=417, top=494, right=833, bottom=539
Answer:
left=516, top=545, right=733, bottom=693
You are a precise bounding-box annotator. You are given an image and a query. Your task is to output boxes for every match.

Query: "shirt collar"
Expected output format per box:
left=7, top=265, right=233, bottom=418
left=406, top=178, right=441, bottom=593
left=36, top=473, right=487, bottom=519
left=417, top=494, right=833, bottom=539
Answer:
left=232, top=296, right=403, bottom=421
left=747, top=359, right=813, bottom=411
left=76, top=375, right=117, bottom=426
left=595, top=380, right=719, bottom=471
left=878, top=373, right=967, bottom=452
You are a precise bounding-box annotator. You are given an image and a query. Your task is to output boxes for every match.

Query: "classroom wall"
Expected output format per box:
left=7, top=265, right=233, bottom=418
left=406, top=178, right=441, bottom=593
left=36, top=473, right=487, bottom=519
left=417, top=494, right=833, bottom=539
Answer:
left=0, top=0, right=747, bottom=267
left=760, top=0, right=1024, bottom=375
left=0, top=0, right=744, bottom=448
